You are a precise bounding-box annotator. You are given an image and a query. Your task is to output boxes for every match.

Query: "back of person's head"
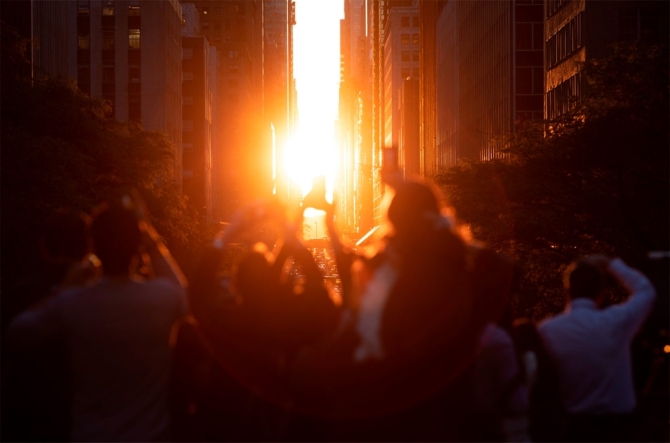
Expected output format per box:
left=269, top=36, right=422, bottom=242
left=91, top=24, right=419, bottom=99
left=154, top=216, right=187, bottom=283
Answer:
left=90, top=203, right=142, bottom=275
left=387, top=179, right=441, bottom=237
left=235, top=245, right=275, bottom=305
left=564, top=258, right=605, bottom=301
left=385, top=179, right=465, bottom=266
left=40, top=209, right=90, bottom=263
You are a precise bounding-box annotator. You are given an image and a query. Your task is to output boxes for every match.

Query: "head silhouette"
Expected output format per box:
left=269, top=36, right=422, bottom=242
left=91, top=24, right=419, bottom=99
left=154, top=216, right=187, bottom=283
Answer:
left=564, top=258, right=606, bottom=301
left=90, top=203, right=142, bottom=276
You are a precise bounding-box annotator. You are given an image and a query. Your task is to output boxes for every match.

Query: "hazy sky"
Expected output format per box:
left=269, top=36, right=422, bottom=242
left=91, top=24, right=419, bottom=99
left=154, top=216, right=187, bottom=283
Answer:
left=290, top=0, right=343, bottom=196
left=293, top=0, right=343, bottom=137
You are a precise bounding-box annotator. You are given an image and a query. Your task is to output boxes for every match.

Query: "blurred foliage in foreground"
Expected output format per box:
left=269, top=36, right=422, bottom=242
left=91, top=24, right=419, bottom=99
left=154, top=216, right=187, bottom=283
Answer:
left=436, top=43, right=669, bottom=321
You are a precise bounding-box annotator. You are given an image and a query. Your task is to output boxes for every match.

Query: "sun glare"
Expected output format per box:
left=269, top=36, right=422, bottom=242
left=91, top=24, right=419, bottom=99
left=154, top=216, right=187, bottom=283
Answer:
left=283, top=128, right=339, bottom=202
left=291, top=0, right=343, bottom=201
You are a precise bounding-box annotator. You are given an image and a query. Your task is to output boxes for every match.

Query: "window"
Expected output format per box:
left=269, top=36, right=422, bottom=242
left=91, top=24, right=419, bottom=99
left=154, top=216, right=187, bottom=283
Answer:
left=202, top=21, right=209, bottom=28
left=401, top=51, right=410, bottom=61
left=214, top=22, right=221, bottom=31
left=78, top=0, right=89, bottom=15
left=228, top=50, right=238, bottom=58
left=183, top=120, right=194, bottom=131
left=412, top=67, right=419, bottom=77
left=102, top=2, right=114, bottom=16
left=214, top=36, right=222, bottom=43
left=78, top=34, right=90, bottom=49
left=412, top=34, right=419, bottom=44
left=129, top=66, right=140, bottom=82
left=545, top=13, right=581, bottom=69
left=78, top=66, right=90, bottom=83
left=128, top=4, right=140, bottom=16
left=183, top=72, right=194, bottom=81
left=401, top=17, right=410, bottom=27
left=401, top=67, right=410, bottom=78
left=102, top=66, right=115, bottom=83
left=103, top=30, right=114, bottom=49
left=214, top=7, right=222, bottom=14
left=401, top=34, right=410, bottom=44
left=547, top=0, right=570, bottom=18
left=412, top=16, right=419, bottom=27
left=412, top=50, right=419, bottom=61
left=619, top=7, right=660, bottom=42
left=183, top=97, right=194, bottom=105
left=229, top=64, right=238, bottom=74
left=129, top=28, right=140, bottom=49
left=129, top=100, right=141, bottom=121
left=183, top=48, right=193, bottom=59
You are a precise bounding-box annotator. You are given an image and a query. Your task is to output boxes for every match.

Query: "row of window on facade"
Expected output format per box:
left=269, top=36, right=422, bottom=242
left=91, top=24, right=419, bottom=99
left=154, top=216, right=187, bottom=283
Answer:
left=77, top=29, right=140, bottom=50
left=546, top=72, right=581, bottom=120
left=78, top=0, right=140, bottom=16
left=401, top=67, right=420, bottom=79
left=200, top=3, right=246, bottom=16
left=400, top=51, right=420, bottom=62
left=545, top=13, right=582, bottom=70
left=400, top=16, right=420, bottom=27
left=401, top=34, right=420, bottom=45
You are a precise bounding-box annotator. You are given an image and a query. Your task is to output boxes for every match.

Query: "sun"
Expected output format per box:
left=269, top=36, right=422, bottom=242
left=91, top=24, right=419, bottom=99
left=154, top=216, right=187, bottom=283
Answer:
left=282, top=126, right=338, bottom=202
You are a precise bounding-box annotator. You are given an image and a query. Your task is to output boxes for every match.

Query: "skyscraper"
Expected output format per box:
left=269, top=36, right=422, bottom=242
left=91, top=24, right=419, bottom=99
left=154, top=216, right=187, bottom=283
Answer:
left=182, top=4, right=218, bottom=223
left=544, top=0, right=669, bottom=120
left=435, top=0, right=544, bottom=165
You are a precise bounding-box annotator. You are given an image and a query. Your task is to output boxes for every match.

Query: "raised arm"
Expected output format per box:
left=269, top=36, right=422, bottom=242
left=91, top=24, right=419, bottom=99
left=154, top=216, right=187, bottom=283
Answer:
left=606, top=258, right=656, bottom=339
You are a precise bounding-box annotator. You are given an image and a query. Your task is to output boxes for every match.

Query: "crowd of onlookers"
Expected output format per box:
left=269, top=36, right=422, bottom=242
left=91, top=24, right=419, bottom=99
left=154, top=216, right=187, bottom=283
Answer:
left=4, top=179, right=661, bottom=442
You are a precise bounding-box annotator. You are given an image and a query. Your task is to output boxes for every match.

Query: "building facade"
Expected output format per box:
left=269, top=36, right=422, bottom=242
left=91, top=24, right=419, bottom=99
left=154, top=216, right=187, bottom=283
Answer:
left=72, top=0, right=184, bottom=183
left=383, top=4, right=419, bottom=151
left=436, top=0, right=544, bottom=165
left=545, top=0, right=669, bottom=120
left=182, top=4, right=217, bottom=223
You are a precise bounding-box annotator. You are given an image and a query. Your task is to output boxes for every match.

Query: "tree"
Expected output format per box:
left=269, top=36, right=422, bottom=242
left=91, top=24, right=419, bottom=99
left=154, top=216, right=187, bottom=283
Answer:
left=435, top=43, right=669, bottom=320
left=1, top=26, right=214, bottom=325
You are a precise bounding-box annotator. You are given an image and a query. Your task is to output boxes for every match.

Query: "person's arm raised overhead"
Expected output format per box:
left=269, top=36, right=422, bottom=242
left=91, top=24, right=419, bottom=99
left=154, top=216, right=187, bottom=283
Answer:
left=132, top=194, right=187, bottom=290
left=606, top=257, right=656, bottom=340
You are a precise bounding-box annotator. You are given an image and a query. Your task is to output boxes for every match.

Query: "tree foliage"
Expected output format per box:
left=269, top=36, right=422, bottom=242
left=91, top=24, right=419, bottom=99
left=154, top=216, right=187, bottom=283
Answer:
left=436, top=43, right=669, bottom=320
left=1, top=27, right=213, bottom=323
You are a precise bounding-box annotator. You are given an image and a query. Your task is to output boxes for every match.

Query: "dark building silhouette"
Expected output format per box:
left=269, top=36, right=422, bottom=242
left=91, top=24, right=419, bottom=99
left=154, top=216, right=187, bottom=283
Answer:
left=544, top=0, right=669, bottom=119
left=435, top=0, right=544, bottom=165
left=2, top=0, right=185, bottom=185
left=398, top=77, right=420, bottom=178
left=182, top=4, right=218, bottom=223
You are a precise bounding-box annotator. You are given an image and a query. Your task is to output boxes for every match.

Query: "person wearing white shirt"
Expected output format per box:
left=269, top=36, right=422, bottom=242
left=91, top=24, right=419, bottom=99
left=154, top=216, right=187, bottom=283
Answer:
left=538, top=255, right=656, bottom=442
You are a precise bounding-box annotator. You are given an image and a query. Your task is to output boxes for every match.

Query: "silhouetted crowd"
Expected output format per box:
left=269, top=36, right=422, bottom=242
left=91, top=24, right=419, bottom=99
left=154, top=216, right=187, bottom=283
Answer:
left=4, top=180, right=662, bottom=442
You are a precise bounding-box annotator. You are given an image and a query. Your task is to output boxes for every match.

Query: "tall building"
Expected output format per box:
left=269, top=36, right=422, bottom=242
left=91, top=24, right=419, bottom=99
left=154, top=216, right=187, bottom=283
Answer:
left=398, top=77, right=419, bottom=177
left=435, top=0, right=544, bottom=165
left=186, top=0, right=267, bottom=221
left=264, top=0, right=295, bottom=202
left=545, top=0, right=669, bottom=120
left=75, top=0, right=184, bottom=183
left=182, top=4, right=218, bottom=223
left=338, top=0, right=371, bottom=236
left=383, top=4, right=419, bottom=151
left=365, top=0, right=414, bottom=225
left=417, top=0, right=445, bottom=178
